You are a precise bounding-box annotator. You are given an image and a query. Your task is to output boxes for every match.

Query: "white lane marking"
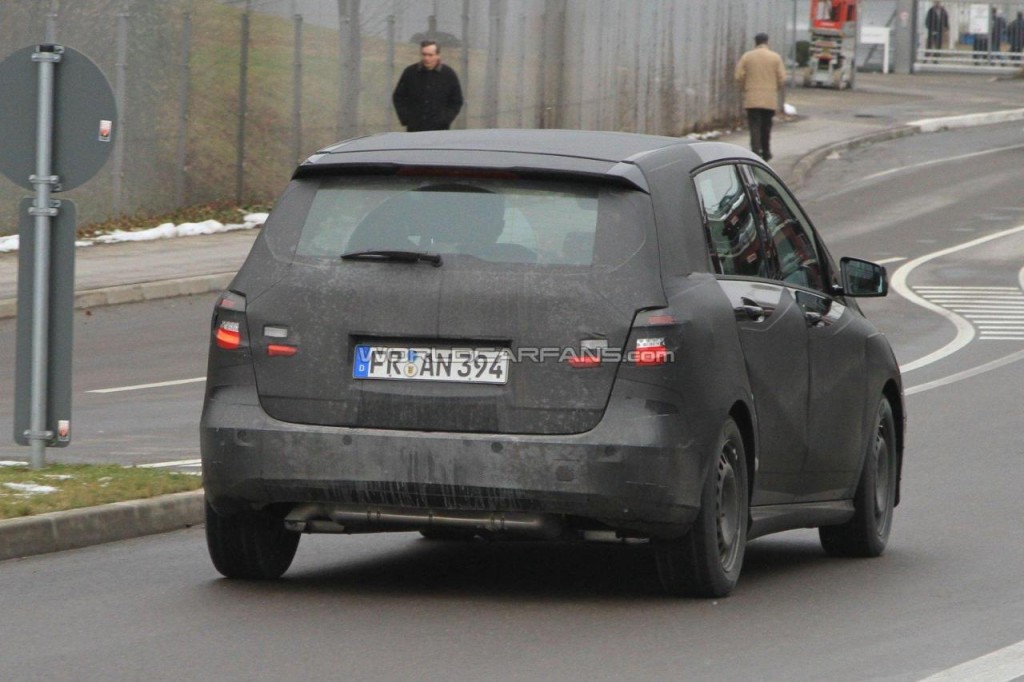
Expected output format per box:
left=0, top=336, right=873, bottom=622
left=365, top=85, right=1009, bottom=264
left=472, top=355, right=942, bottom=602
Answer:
left=136, top=459, right=201, bottom=469
left=915, top=638, right=1024, bottom=681
left=876, top=257, right=907, bottom=265
left=905, top=348, right=1024, bottom=395
left=860, top=143, right=1024, bottom=184
left=89, top=377, right=206, bottom=394
left=891, top=224, right=1024, bottom=372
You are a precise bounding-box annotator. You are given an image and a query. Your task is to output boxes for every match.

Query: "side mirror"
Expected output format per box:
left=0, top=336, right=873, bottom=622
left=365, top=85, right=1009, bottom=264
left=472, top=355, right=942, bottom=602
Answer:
left=839, top=257, right=888, bottom=297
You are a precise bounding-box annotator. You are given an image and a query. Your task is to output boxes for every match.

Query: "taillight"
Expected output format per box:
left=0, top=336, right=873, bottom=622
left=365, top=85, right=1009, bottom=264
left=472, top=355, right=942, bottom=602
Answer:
left=635, top=338, right=669, bottom=366
left=215, top=321, right=242, bottom=349
left=629, top=309, right=676, bottom=367
left=212, top=291, right=248, bottom=351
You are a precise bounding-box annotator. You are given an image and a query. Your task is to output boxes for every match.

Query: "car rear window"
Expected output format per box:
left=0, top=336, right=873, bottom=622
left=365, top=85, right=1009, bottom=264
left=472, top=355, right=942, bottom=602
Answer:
left=294, top=176, right=620, bottom=266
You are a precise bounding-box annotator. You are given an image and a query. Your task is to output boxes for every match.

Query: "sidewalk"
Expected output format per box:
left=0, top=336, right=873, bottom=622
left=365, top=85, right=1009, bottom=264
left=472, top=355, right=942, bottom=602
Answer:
left=2, top=71, right=1024, bottom=561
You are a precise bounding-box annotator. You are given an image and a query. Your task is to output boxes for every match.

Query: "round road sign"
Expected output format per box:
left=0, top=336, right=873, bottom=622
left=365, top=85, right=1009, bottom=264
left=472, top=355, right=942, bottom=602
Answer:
left=0, top=45, right=117, bottom=192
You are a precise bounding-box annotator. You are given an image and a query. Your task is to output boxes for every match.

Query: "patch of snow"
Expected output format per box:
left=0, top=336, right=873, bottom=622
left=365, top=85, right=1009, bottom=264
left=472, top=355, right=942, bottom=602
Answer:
left=0, top=460, right=28, bottom=467
left=43, top=474, right=74, bottom=480
left=0, top=213, right=268, bottom=253
left=3, top=482, right=59, bottom=495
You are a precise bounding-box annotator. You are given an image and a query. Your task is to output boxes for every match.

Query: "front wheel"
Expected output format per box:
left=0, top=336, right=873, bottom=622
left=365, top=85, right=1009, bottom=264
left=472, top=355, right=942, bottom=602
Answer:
left=819, top=398, right=897, bottom=557
left=205, top=499, right=300, bottom=579
left=655, top=418, right=749, bottom=598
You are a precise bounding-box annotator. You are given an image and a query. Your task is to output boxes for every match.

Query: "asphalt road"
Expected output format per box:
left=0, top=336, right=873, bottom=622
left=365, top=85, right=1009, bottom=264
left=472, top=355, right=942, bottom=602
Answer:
left=1, top=123, right=1023, bottom=681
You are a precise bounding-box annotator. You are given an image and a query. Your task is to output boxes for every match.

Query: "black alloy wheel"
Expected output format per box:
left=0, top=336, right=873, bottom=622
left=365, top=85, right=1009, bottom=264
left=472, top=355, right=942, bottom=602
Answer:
left=655, top=418, right=749, bottom=598
left=819, top=398, right=897, bottom=557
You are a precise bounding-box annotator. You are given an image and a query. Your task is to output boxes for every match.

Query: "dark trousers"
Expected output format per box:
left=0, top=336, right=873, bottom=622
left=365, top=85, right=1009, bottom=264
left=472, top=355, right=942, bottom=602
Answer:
left=746, top=108, right=775, bottom=161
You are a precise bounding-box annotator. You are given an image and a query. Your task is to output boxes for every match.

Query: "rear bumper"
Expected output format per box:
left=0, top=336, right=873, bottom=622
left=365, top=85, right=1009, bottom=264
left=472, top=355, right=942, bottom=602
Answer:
left=200, top=380, right=714, bottom=537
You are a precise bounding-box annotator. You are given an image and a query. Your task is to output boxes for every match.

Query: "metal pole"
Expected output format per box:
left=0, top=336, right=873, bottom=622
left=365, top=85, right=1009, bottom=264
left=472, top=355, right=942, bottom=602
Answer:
left=386, top=14, right=395, bottom=132
left=460, top=0, right=470, bottom=129
left=112, top=11, right=128, bottom=216
left=791, top=0, right=799, bottom=86
left=175, top=7, right=192, bottom=207
left=293, top=5, right=303, bottom=162
left=236, top=0, right=251, bottom=204
left=45, top=0, right=58, bottom=42
left=516, top=12, right=525, bottom=127
left=28, top=44, right=62, bottom=470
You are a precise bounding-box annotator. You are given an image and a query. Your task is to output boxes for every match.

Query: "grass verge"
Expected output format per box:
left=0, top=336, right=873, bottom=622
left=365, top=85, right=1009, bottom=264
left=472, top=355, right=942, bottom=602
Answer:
left=76, top=201, right=272, bottom=240
left=0, top=463, right=202, bottom=521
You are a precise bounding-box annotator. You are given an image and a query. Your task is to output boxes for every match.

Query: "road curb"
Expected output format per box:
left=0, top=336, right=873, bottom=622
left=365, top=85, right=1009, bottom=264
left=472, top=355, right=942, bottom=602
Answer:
left=787, top=107, right=1024, bottom=188
left=0, top=489, right=204, bottom=562
left=0, top=272, right=234, bottom=320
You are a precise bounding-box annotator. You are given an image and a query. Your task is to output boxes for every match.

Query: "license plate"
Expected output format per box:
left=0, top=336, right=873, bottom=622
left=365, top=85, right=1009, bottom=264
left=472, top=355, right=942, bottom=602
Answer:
left=352, top=345, right=510, bottom=384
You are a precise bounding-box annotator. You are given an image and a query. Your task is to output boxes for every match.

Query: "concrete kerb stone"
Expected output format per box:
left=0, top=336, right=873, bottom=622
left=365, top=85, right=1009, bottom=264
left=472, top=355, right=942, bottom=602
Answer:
left=0, top=272, right=235, bottom=321
left=787, top=125, right=919, bottom=188
left=787, top=107, right=1024, bottom=189
left=0, top=489, right=204, bottom=562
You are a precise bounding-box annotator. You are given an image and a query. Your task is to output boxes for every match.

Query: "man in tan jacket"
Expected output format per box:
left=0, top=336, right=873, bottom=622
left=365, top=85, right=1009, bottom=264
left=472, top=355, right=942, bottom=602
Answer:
left=735, top=33, right=786, bottom=162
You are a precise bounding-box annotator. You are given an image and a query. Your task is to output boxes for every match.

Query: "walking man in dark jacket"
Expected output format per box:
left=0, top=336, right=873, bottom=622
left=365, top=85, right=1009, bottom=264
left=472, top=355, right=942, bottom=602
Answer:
left=925, top=1, right=949, bottom=62
left=392, top=40, right=464, bottom=132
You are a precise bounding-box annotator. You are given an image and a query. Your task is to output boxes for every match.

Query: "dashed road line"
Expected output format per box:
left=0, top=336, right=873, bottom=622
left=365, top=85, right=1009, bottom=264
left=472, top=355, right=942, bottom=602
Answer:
left=915, top=638, right=1024, bottom=682
left=89, top=377, right=206, bottom=394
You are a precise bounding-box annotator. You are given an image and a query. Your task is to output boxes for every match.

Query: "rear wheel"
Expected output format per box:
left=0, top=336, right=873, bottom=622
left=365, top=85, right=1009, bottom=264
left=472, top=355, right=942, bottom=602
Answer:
left=205, top=499, right=300, bottom=579
left=819, top=398, right=897, bottom=557
left=655, top=418, right=748, bottom=598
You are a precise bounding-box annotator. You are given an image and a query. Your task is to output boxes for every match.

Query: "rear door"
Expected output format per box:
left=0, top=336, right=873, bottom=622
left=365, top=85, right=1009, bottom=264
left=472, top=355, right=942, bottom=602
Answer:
left=694, top=164, right=809, bottom=505
left=244, top=173, right=667, bottom=435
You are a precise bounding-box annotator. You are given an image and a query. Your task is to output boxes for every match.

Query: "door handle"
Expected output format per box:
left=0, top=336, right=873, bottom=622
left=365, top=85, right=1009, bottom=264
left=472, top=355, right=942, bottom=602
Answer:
left=734, top=303, right=765, bottom=322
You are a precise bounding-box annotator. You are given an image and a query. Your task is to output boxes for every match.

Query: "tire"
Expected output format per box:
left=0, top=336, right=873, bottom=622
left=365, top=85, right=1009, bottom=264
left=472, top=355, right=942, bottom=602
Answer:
left=205, top=499, right=300, bottom=579
left=419, top=528, right=478, bottom=541
left=819, top=398, right=897, bottom=557
left=655, top=418, right=749, bottom=598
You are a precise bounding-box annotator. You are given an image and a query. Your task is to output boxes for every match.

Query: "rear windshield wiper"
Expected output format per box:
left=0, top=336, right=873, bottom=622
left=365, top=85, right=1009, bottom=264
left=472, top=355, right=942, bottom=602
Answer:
left=341, top=250, right=443, bottom=267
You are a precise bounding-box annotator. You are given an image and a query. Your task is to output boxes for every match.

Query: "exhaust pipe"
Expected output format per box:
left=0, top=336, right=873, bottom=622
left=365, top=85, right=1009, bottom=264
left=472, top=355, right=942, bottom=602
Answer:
left=284, top=503, right=563, bottom=539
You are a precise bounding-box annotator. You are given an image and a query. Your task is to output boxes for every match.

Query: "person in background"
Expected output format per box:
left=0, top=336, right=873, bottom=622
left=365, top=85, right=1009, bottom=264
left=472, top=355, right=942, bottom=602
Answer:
left=925, top=1, right=949, bottom=62
left=989, top=7, right=1007, bottom=62
left=735, top=33, right=786, bottom=163
left=392, top=40, right=464, bottom=132
left=1008, top=12, right=1024, bottom=58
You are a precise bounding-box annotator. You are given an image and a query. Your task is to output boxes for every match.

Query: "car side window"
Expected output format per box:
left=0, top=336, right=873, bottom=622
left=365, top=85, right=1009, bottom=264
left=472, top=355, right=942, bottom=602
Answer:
left=694, top=165, right=767, bottom=278
left=748, top=166, right=824, bottom=291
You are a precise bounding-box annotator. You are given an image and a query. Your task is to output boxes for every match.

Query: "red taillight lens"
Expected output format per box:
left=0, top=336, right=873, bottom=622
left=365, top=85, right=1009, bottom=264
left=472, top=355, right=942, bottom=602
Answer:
left=215, top=321, right=242, bottom=350
left=212, top=291, right=248, bottom=351
left=267, top=344, right=297, bottom=357
left=635, top=344, right=669, bottom=366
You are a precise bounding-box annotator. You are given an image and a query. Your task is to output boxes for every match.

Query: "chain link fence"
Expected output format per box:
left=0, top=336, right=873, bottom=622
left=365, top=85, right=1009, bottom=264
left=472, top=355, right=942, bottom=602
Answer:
left=0, top=0, right=788, bottom=233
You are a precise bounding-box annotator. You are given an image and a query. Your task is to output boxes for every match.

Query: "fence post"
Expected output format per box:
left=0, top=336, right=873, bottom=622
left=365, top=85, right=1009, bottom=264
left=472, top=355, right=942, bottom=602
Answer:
left=516, top=12, right=525, bottom=127
left=540, top=0, right=565, bottom=128
left=460, top=0, right=470, bottom=129
left=485, top=0, right=502, bottom=128
left=175, top=7, right=192, bottom=207
left=386, top=13, right=395, bottom=132
left=293, top=5, right=303, bottom=163
left=338, top=0, right=362, bottom=140
left=112, top=10, right=128, bottom=216
left=235, top=0, right=251, bottom=204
